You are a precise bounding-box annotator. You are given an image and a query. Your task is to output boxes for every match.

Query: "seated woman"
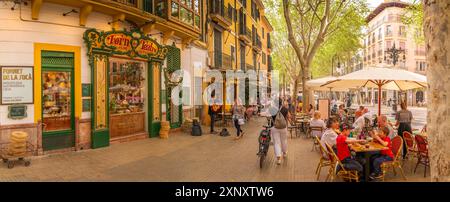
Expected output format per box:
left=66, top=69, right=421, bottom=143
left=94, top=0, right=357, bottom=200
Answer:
left=296, top=102, right=303, bottom=113
left=355, top=106, right=365, bottom=119
left=307, top=104, right=315, bottom=117
left=309, top=112, right=326, bottom=138
left=336, top=124, right=366, bottom=178
left=369, top=126, right=394, bottom=180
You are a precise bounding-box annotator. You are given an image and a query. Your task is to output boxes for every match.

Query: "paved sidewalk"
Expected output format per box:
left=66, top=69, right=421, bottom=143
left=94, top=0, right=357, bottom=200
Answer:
left=0, top=117, right=430, bottom=182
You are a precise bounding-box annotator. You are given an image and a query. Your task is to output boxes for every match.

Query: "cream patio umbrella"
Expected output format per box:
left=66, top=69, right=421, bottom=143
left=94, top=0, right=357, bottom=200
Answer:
left=307, top=76, right=357, bottom=102
left=307, top=76, right=350, bottom=92
left=321, top=67, right=427, bottom=115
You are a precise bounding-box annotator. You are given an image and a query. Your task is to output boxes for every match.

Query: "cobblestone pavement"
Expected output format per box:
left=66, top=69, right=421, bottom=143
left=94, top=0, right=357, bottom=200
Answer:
left=0, top=116, right=430, bottom=182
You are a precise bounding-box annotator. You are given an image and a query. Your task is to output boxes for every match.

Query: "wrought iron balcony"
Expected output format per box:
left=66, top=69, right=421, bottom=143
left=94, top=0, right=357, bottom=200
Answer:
left=268, top=56, right=273, bottom=72
left=212, top=52, right=233, bottom=70
left=239, top=26, right=252, bottom=44
left=112, top=0, right=138, bottom=8
left=252, top=35, right=262, bottom=52
left=209, top=0, right=233, bottom=28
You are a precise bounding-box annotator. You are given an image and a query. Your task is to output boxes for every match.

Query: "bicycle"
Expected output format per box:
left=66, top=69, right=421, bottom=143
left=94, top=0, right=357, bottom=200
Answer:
left=257, top=117, right=272, bottom=169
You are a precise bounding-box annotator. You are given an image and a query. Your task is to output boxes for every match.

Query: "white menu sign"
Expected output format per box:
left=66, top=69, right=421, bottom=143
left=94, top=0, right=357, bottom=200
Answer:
left=1, top=66, right=34, bottom=104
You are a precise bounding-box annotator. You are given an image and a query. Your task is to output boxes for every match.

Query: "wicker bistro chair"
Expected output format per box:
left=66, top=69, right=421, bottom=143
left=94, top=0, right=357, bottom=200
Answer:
left=380, top=136, right=407, bottom=181
left=315, top=136, right=332, bottom=181
left=310, top=127, right=324, bottom=152
left=403, top=131, right=418, bottom=161
left=325, top=143, right=359, bottom=182
left=414, top=135, right=430, bottom=177
left=287, top=119, right=298, bottom=139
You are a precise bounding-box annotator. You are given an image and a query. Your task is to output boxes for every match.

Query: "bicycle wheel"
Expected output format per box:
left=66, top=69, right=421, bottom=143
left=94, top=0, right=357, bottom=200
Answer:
left=259, top=153, right=265, bottom=168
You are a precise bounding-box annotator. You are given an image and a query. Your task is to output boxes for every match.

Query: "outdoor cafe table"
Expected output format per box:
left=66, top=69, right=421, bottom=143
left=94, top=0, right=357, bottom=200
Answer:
left=349, top=141, right=389, bottom=182
left=295, top=117, right=310, bottom=134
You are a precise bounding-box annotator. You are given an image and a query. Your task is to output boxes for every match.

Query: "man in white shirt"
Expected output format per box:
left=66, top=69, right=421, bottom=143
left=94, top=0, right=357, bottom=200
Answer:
left=353, top=111, right=373, bottom=137
left=376, top=115, right=395, bottom=139
left=321, top=118, right=340, bottom=157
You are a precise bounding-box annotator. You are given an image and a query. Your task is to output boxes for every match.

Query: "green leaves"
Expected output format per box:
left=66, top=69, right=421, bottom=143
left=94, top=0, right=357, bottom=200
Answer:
left=402, top=0, right=424, bottom=43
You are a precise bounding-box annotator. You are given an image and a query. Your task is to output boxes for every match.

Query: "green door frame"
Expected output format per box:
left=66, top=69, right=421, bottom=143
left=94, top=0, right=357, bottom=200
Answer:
left=148, top=60, right=163, bottom=137
left=90, top=52, right=110, bottom=149
left=41, top=53, right=75, bottom=151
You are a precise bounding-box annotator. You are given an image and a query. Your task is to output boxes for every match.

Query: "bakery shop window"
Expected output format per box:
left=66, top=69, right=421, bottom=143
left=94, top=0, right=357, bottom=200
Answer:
left=42, top=71, right=72, bottom=131
left=109, top=60, right=145, bottom=114
left=109, top=58, right=147, bottom=139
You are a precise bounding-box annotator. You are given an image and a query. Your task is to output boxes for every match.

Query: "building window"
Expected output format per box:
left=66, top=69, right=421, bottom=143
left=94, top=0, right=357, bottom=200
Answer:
left=171, top=0, right=201, bottom=29
left=386, top=25, right=392, bottom=37
left=386, top=41, right=392, bottom=49
left=231, top=45, right=235, bottom=65
left=399, top=41, right=406, bottom=52
left=240, top=0, right=247, bottom=8
left=416, top=61, right=427, bottom=71
left=399, top=26, right=406, bottom=37
left=262, top=28, right=265, bottom=39
left=240, top=44, right=246, bottom=71
left=262, top=52, right=266, bottom=64
left=378, top=28, right=382, bottom=40
left=214, top=29, right=222, bottom=68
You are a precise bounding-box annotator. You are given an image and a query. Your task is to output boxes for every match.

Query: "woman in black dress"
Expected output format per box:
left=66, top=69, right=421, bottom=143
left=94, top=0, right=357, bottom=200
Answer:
left=395, top=102, right=413, bottom=159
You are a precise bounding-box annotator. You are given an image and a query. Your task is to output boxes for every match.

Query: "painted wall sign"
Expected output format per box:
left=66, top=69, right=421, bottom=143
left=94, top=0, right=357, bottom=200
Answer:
left=1, top=66, right=34, bottom=104
left=8, top=105, right=27, bottom=120
left=84, top=29, right=168, bottom=60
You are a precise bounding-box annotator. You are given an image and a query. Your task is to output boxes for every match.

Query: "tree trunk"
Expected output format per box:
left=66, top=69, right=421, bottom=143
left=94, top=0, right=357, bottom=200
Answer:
left=423, top=0, right=450, bottom=182
left=301, top=66, right=312, bottom=113
left=292, top=78, right=299, bottom=102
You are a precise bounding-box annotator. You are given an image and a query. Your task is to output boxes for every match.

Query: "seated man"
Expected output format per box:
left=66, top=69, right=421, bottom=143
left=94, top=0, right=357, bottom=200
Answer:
left=336, top=124, right=367, bottom=178
left=321, top=118, right=340, bottom=155
left=375, top=115, right=395, bottom=139
left=355, top=106, right=365, bottom=119
left=370, top=126, right=394, bottom=180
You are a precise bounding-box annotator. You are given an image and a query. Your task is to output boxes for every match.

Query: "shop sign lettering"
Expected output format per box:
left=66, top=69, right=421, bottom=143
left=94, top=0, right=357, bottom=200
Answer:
left=1, top=66, right=34, bottom=104
left=136, top=39, right=159, bottom=56
left=105, top=33, right=133, bottom=52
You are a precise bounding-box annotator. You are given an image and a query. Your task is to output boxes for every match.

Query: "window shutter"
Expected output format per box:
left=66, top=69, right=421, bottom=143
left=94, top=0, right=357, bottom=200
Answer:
left=166, top=45, right=181, bottom=73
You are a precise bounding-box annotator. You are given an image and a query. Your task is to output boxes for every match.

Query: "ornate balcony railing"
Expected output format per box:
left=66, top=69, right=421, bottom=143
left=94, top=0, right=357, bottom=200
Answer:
left=112, top=0, right=138, bottom=8
left=239, top=25, right=252, bottom=44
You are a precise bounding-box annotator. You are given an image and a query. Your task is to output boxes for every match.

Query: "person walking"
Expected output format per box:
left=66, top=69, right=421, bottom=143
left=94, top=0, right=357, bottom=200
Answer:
left=232, top=99, right=245, bottom=140
left=272, top=100, right=291, bottom=165
left=395, top=102, right=413, bottom=159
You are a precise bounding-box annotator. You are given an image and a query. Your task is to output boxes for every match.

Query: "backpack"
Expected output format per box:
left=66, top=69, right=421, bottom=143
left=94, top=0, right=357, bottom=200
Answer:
left=274, top=111, right=287, bottom=129
left=220, top=128, right=230, bottom=137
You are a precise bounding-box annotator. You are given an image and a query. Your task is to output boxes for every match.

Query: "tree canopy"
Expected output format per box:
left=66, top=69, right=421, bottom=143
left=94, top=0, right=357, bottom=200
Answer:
left=264, top=0, right=369, bottom=97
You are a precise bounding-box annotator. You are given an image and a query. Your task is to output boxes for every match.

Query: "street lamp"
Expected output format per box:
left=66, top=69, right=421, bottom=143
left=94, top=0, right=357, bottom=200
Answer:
left=385, top=43, right=406, bottom=67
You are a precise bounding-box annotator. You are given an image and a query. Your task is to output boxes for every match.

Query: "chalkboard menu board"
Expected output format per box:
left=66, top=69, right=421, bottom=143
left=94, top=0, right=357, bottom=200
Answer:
left=8, top=105, right=27, bottom=120
left=82, top=99, right=91, bottom=112
left=82, top=83, right=91, bottom=97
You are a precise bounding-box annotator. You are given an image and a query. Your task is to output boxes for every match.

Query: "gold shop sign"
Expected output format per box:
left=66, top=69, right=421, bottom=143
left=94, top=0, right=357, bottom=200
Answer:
left=84, top=29, right=168, bottom=60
